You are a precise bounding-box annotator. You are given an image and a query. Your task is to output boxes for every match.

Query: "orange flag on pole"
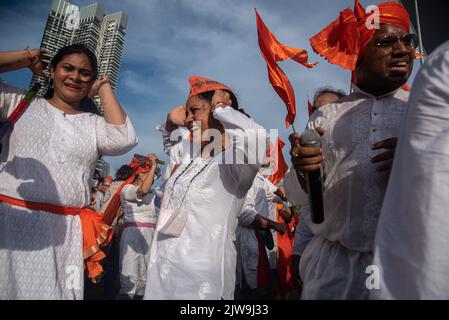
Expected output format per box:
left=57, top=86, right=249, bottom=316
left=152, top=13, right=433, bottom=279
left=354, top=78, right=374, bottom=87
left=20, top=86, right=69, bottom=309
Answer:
left=268, top=137, right=288, bottom=186
left=255, top=9, right=316, bottom=128
left=308, top=99, right=313, bottom=116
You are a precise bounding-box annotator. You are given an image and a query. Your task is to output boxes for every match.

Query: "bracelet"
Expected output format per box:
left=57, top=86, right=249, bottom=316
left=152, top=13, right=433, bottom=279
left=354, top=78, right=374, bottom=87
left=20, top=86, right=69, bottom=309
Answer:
left=95, top=79, right=110, bottom=95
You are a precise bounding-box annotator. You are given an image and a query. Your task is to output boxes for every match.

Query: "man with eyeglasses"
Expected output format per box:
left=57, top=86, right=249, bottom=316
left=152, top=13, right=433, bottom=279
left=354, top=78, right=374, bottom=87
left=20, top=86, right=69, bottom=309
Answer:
left=287, top=0, right=422, bottom=299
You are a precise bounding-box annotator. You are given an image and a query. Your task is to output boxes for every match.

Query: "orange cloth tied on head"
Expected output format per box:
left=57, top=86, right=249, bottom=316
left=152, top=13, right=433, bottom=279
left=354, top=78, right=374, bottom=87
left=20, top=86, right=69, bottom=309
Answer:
left=188, top=75, right=233, bottom=97
left=310, top=0, right=420, bottom=71
left=128, top=155, right=152, bottom=175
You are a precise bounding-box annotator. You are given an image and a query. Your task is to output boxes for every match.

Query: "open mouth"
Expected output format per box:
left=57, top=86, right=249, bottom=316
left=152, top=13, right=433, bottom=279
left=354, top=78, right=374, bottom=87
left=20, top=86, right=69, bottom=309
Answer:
left=388, top=61, right=409, bottom=73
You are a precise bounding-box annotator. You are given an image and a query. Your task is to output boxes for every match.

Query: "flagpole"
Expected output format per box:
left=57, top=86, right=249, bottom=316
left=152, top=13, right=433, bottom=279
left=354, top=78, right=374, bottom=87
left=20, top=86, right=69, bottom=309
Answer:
left=287, top=109, right=296, bottom=133
left=414, top=0, right=425, bottom=65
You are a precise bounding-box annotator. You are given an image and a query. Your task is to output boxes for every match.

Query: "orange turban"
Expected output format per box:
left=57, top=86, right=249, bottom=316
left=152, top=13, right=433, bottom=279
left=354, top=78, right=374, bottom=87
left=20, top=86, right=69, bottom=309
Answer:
left=128, top=155, right=152, bottom=175
left=310, top=0, right=420, bottom=71
left=188, top=75, right=233, bottom=97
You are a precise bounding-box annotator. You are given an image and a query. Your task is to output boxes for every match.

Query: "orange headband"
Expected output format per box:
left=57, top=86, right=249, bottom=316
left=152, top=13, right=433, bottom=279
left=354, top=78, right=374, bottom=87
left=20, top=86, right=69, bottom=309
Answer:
left=188, top=75, right=233, bottom=98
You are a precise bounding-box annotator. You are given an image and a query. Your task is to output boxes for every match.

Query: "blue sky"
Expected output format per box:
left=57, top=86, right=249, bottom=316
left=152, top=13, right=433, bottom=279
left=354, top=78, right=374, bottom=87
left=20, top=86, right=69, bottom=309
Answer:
left=0, top=0, right=421, bottom=175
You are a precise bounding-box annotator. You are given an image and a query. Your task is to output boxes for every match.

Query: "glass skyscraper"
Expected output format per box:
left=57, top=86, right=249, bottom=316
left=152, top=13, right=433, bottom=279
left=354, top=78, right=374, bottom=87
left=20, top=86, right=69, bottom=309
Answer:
left=31, top=0, right=127, bottom=100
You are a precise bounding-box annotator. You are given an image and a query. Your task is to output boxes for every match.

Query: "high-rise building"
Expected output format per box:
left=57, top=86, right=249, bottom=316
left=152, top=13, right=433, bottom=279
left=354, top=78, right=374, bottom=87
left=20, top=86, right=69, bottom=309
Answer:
left=31, top=0, right=127, bottom=98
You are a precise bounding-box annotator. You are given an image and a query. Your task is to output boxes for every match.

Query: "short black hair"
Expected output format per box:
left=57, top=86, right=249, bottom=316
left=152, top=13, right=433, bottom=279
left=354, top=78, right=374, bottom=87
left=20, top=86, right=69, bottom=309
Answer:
left=197, top=90, right=252, bottom=118
left=116, top=165, right=134, bottom=181
left=312, top=86, right=347, bottom=112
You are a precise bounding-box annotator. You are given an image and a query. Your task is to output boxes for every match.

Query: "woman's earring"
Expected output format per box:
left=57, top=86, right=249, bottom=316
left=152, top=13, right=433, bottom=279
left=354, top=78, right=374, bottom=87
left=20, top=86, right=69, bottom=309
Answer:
left=49, top=78, right=54, bottom=89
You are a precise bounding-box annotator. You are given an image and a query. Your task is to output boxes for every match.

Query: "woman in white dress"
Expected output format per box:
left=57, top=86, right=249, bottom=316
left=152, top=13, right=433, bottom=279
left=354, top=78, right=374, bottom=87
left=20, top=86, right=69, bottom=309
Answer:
left=0, top=44, right=138, bottom=299
left=116, top=154, right=159, bottom=299
left=144, top=76, right=267, bottom=300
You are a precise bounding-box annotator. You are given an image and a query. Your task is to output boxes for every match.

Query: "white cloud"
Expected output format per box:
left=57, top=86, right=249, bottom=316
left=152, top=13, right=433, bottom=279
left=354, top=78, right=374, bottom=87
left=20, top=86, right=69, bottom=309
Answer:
left=1, top=0, right=420, bottom=173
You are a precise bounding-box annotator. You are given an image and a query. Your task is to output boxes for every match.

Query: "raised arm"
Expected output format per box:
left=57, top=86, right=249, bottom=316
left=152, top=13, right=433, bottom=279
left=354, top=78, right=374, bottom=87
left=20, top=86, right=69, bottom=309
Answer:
left=0, top=49, right=47, bottom=77
left=90, top=75, right=126, bottom=125
left=136, top=154, right=158, bottom=199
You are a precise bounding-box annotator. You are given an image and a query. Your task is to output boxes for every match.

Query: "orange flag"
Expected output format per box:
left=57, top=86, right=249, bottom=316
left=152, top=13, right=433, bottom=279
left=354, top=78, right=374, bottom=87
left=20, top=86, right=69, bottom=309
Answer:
left=268, top=137, right=288, bottom=185
left=255, top=9, right=316, bottom=128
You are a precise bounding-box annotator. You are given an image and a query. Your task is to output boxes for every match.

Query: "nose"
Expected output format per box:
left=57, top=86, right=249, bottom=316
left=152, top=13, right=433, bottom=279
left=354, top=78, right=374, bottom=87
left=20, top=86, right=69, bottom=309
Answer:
left=391, top=39, right=411, bottom=56
left=69, top=70, right=82, bottom=82
left=185, top=112, right=193, bottom=126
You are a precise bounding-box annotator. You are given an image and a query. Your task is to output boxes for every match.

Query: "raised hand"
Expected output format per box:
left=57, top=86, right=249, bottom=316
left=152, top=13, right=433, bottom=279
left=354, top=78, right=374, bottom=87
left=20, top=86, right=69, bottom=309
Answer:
left=289, top=128, right=325, bottom=173
left=211, top=89, right=232, bottom=109
left=27, top=49, right=48, bottom=78
left=166, top=105, right=187, bottom=132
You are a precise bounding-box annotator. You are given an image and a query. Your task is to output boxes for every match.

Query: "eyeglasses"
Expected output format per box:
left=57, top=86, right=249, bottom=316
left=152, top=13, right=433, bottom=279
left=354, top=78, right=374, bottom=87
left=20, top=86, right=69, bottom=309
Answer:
left=374, top=34, right=418, bottom=52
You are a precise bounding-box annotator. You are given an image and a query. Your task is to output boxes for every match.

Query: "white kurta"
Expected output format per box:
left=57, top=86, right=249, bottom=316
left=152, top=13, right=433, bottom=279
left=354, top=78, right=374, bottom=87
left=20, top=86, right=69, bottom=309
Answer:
left=144, top=106, right=266, bottom=300
left=236, top=173, right=272, bottom=290
left=372, top=41, right=449, bottom=299
left=119, top=184, right=159, bottom=296
left=292, top=205, right=314, bottom=257
left=0, top=83, right=138, bottom=300
left=296, top=85, right=409, bottom=299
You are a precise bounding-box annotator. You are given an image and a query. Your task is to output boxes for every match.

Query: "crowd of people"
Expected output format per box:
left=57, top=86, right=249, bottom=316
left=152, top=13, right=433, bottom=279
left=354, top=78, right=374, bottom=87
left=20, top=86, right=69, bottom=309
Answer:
left=1, top=0, right=449, bottom=300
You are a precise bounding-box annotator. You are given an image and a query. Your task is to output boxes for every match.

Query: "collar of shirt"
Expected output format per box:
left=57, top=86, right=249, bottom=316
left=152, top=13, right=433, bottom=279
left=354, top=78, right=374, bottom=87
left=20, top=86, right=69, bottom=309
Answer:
left=350, top=83, right=401, bottom=100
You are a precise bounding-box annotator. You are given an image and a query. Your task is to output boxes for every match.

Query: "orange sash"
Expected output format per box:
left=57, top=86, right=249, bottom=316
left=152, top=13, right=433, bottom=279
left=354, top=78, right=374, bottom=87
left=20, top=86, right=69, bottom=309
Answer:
left=0, top=194, right=112, bottom=282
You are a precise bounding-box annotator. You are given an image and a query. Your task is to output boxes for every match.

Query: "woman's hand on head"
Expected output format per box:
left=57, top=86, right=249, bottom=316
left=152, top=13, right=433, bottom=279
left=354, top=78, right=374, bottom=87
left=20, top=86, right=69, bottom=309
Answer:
left=167, top=105, right=187, bottom=128
left=27, top=49, right=48, bottom=78
left=88, top=74, right=110, bottom=98
left=211, top=90, right=232, bottom=110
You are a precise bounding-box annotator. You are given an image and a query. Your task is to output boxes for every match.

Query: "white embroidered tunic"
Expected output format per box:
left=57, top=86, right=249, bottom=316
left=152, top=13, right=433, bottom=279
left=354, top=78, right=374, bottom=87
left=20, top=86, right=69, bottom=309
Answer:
left=295, top=85, right=409, bottom=299
left=144, top=106, right=266, bottom=300
left=0, top=82, right=138, bottom=299
left=236, top=173, right=273, bottom=290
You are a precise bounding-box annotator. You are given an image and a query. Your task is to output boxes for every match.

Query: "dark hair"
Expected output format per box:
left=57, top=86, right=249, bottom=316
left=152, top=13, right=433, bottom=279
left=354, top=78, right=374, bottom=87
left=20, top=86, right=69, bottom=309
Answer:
left=312, top=86, right=347, bottom=112
left=197, top=90, right=251, bottom=117
left=116, top=165, right=134, bottom=181
left=44, top=44, right=100, bottom=114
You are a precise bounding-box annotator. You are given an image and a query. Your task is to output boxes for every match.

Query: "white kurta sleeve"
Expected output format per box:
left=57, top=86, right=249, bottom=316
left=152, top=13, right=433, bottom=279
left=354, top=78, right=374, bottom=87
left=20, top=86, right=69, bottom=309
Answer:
left=372, top=41, right=449, bottom=300
left=156, top=122, right=190, bottom=156
left=0, top=82, right=26, bottom=121
left=120, top=184, right=141, bottom=202
left=96, top=116, right=138, bottom=156
left=239, top=182, right=258, bottom=227
left=213, top=106, right=267, bottom=190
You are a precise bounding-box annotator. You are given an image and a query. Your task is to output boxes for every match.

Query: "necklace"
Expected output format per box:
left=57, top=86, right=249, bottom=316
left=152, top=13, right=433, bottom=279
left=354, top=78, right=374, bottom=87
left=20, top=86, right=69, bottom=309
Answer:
left=168, top=157, right=213, bottom=208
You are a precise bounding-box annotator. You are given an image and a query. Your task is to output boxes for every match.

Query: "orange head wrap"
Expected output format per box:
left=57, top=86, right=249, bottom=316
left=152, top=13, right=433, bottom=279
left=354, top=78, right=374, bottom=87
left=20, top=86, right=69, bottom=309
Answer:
left=188, top=75, right=233, bottom=98
left=127, top=155, right=152, bottom=175
left=310, top=0, right=421, bottom=71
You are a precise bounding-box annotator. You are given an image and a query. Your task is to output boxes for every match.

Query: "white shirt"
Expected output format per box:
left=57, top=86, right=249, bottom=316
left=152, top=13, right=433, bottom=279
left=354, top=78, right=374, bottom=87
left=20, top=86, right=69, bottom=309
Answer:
left=372, top=41, right=449, bottom=299
left=120, top=184, right=158, bottom=224
left=298, top=84, right=409, bottom=299
left=292, top=205, right=314, bottom=256
left=236, top=173, right=278, bottom=289
left=144, top=106, right=266, bottom=300
left=0, top=82, right=138, bottom=299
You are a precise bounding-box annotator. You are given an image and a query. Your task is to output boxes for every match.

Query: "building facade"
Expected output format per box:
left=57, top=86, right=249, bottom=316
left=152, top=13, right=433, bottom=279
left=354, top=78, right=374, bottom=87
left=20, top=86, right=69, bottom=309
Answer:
left=31, top=0, right=127, bottom=98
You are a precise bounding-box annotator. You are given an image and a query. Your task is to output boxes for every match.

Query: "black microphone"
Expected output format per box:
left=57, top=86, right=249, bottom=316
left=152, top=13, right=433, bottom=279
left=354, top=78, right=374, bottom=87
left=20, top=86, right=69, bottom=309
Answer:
left=300, top=129, right=324, bottom=224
